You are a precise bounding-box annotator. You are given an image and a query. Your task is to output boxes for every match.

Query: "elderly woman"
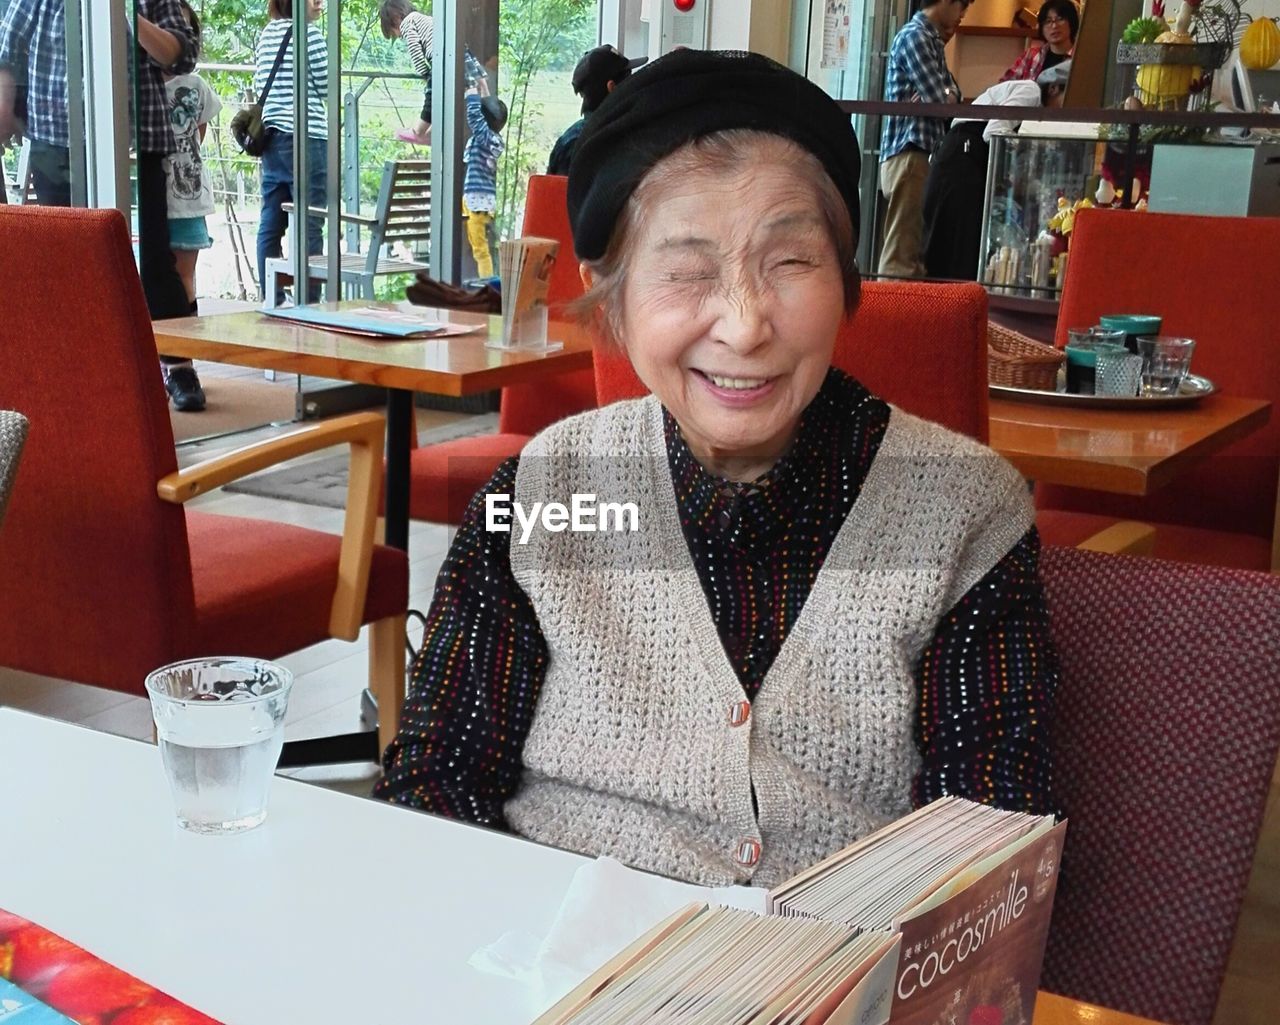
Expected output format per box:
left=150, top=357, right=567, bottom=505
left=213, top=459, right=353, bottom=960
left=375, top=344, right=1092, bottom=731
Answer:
left=375, top=50, right=1057, bottom=888
left=1001, top=0, right=1077, bottom=82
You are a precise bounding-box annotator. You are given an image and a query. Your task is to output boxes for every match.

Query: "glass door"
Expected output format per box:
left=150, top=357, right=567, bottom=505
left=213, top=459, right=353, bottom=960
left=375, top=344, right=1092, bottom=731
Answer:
left=493, top=0, right=599, bottom=260
left=793, top=0, right=910, bottom=272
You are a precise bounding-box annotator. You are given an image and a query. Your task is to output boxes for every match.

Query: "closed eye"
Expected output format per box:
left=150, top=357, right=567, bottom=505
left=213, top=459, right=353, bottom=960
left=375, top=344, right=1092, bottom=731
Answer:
left=771, top=257, right=818, bottom=271
left=663, top=271, right=718, bottom=283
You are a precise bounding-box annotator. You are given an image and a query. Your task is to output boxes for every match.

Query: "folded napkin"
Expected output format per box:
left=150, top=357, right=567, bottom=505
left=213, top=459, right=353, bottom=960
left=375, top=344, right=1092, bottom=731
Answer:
left=470, top=856, right=769, bottom=1018
left=405, top=274, right=502, bottom=313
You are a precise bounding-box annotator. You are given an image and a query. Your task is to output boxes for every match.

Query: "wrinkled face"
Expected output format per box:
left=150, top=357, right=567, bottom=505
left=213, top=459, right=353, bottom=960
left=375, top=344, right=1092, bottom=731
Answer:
left=615, top=152, right=845, bottom=478
left=1040, top=10, right=1073, bottom=50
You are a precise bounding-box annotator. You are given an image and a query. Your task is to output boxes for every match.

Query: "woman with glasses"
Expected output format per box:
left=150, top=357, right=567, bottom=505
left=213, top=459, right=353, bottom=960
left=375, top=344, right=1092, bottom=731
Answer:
left=1000, top=0, right=1077, bottom=82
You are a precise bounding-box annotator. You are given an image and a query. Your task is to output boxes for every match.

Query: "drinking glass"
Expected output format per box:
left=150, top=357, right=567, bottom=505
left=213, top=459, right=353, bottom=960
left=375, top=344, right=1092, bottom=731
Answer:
left=1099, top=314, right=1162, bottom=354
left=1138, top=336, right=1196, bottom=396
left=1095, top=349, right=1145, bottom=397
left=146, top=658, right=293, bottom=834
left=1065, top=328, right=1126, bottom=395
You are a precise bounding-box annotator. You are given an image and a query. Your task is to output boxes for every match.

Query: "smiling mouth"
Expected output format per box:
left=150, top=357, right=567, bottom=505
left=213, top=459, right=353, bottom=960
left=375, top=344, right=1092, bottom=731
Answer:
left=696, top=370, right=773, bottom=391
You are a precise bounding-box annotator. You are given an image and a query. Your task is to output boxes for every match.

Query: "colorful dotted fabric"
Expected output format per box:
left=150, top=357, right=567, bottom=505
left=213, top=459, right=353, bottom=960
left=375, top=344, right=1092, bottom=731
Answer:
left=663, top=369, right=888, bottom=700
left=374, top=368, right=1059, bottom=824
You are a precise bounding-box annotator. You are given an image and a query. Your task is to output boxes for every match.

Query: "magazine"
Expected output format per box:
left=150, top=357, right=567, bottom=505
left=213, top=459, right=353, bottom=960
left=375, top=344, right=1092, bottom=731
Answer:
left=0, top=910, right=220, bottom=1024
left=532, top=799, right=1063, bottom=1025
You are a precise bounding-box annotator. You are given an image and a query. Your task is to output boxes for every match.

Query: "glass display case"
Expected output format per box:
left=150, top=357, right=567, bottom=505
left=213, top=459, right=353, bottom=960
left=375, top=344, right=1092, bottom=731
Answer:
left=979, top=130, right=1106, bottom=298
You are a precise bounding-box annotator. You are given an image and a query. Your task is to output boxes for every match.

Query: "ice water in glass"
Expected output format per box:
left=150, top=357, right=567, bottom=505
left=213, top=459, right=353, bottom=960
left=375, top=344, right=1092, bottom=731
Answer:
left=1138, top=336, right=1195, bottom=397
left=146, top=658, right=293, bottom=834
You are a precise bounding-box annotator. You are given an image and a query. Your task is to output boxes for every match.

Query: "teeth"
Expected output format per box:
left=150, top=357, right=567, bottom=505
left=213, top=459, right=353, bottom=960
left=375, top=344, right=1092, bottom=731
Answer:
left=708, top=374, right=767, bottom=390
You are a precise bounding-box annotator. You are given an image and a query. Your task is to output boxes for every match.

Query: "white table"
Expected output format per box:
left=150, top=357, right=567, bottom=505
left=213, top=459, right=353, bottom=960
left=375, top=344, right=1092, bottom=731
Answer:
left=0, top=708, right=588, bottom=1024
left=0, top=709, right=1171, bottom=1025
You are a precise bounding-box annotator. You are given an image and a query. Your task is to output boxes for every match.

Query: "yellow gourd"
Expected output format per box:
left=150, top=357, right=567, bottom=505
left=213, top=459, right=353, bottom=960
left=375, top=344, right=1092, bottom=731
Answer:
left=1137, top=2, right=1199, bottom=106
left=1241, top=17, right=1280, bottom=71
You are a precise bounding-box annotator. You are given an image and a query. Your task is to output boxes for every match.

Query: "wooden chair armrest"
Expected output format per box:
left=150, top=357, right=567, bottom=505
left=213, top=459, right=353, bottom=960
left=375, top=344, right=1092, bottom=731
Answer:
left=157, top=412, right=386, bottom=640
left=1076, top=521, right=1156, bottom=557
left=280, top=202, right=377, bottom=227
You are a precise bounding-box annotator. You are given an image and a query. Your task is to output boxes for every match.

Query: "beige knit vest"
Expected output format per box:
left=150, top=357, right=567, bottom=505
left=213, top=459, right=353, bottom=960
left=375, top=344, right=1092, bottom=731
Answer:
left=506, top=396, right=1032, bottom=887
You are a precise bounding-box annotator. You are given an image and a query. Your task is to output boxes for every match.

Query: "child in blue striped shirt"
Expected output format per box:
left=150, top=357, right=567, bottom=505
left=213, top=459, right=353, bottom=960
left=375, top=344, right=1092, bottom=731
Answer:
left=462, top=76, right=506, bottom=278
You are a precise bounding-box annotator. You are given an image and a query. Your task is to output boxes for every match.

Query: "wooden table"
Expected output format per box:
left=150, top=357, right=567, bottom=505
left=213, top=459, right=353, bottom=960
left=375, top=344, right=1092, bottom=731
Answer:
left=153, top=303, right=594, bottom=551
left=989, top=393, right=1272, bottom=495
left=0, top=710, right=1172, bottom=1025
left=1033, top=991, right=1167, bottom=1025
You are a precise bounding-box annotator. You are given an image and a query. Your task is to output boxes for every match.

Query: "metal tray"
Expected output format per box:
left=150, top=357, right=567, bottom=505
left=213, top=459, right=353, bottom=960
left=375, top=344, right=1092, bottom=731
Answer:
left=989, top=374, right=1216, bottom=410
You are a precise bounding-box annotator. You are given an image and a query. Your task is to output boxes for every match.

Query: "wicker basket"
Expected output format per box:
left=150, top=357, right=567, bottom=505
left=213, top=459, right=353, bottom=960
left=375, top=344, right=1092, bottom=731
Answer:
left=988, top=323, right=1065, bottom=391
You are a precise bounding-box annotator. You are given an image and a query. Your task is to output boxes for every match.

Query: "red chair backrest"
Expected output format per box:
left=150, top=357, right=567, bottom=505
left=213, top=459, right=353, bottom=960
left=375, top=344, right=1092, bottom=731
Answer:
left=521, top=174, right=582, bottom=315
left=1039, top=545, right=1280, bottom=1025
left=498, top=174, right=596, bottom=436
left=594, top=280, right=990, bottom=442
left=0, top=207, right=197, bottom=689
left=1043, top=209, right=1280, bottom=538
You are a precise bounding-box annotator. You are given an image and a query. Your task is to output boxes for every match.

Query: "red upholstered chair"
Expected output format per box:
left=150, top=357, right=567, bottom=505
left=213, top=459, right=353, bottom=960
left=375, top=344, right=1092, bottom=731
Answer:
left=0, top=207, right=408, bottom=753
left=1036, top=209, right=1280, bottom=572
left=408, top=174, right=597, bottom=524
left=595, top=279, right=991, bottom=440
left=1038, top=545, right=1280, bottom=1025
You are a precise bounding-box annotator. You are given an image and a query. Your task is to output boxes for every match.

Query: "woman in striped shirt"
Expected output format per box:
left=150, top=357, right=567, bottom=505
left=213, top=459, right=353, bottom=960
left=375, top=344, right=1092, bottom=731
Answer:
left=254, top=0, right=328, bottom=305
left=380, top=0, right=434, bottom=146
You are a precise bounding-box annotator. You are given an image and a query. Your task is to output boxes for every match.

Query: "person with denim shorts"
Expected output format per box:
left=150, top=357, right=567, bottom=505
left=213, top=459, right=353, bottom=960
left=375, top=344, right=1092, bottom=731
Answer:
left=163, top=4, right=221, bottom=308
left=158, top=2, right=221, bottom=410
left=254, top=0, right=327, bottom=306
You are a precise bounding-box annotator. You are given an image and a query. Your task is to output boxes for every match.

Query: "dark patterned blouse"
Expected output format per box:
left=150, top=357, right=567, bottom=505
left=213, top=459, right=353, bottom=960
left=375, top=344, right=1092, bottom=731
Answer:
left=375, top=369, right=1059, bottom=826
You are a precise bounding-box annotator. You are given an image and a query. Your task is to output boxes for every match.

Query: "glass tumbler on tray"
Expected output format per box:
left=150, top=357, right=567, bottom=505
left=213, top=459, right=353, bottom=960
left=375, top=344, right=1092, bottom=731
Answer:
left=1138, top=336, right=1196, bottom=396
left=1064, top=328, right=1127, bottom=395
left=1096, top=348, right=1145, bottom=397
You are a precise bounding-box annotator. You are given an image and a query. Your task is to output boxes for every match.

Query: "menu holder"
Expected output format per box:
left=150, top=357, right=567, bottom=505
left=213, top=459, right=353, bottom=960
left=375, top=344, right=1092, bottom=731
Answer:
left=491, top=236, right=561, bottom=351
left=531, top=904, right=901, bottom=1025
left=542, top=798, right=1064, bottom=1025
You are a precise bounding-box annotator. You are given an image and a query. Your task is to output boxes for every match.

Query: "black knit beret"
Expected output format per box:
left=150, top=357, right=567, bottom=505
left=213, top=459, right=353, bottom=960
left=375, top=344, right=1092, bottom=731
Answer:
left=567, top=49, right=862, bottom=262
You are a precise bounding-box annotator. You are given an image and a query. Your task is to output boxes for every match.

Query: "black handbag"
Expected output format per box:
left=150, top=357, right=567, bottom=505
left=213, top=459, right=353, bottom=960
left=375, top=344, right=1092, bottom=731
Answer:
left=230, top=27, right=292, bottom=157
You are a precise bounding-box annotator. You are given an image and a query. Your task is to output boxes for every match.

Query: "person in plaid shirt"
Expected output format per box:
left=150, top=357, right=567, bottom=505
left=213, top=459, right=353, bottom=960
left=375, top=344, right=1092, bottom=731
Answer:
left=0, top=0, right=71, bottom=204
left=877, top=0, right=968, bottom=278
left=0, top=0, right=201, bottom=407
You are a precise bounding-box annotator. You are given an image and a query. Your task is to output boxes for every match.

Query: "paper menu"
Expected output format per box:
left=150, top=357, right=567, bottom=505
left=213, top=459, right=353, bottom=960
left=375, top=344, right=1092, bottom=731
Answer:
left=498, top=236, right=560, bottom=348
left=530, top=904, right=900, bottom=1025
